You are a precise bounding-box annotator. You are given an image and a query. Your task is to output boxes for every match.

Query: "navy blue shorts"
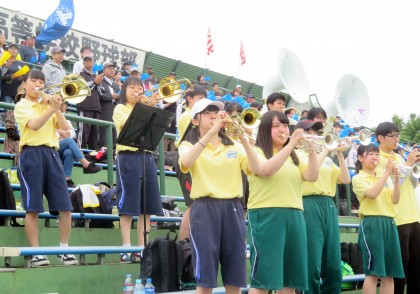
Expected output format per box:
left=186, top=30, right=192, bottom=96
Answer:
left=18, top=146, right=73, bottom=214
left=190, top=197, right=247, bottom=288
left=116, top=151, right=163, bottom=216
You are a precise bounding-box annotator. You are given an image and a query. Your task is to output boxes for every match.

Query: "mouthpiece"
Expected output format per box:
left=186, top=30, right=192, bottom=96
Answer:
left=34, top=87, right=43, bottom=91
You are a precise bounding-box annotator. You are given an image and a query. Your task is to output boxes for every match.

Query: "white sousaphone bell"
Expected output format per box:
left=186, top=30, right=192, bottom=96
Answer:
left=262, top=48, right=310, bottom=110
left=323, top=74, right=370, bottom=128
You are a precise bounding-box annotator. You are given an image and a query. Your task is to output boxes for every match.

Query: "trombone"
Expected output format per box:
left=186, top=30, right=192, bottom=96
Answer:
left=36, top=74, right=91, bottom=104
left=146, top=78, right=194, bottom=103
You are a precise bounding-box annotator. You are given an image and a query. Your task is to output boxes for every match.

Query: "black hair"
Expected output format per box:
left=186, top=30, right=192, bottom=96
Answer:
left=375, top=122, right=399, bottom=140
left=250, top=102, right=263, bottom=111
left=307, top=107, right=327, bottom=120
left=224, top=102, right=243, bottom=115
left=212, top=82, right=219, bottom=87
left=255, top=111, right=299, bottom=165
left=266, top=92, right=286, bottom=106
left=184, top=84, right=207, bottom=107
left=23, top=69, right=45, bottom=83
left=80, top=46, right=91, bottom=54
left=118, top=76, right=143, bottom=105
left=355, top=143, right=379, bottom=174
left=185, top=105, right=233, bottom=146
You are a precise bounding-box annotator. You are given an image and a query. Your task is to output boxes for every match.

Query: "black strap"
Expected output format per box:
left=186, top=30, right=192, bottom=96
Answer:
left=159, top=240, right=170, bottom=292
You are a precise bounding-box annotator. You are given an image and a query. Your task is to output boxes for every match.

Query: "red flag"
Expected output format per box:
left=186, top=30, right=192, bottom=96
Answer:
left=240, top=40, right=246, bottom=65
left=207, top=28, right=214, bottom=56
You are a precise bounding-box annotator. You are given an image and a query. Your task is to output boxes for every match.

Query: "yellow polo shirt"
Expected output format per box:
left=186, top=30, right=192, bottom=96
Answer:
left=379, top=150, right=420, bottom=225
left=178, top=141, right=248, bottom=200
left=14, top=98, right=59, bottom=151
left=113, top=103, right=139, bottom=154
left=175, top=108, right=192, bottom=147
left=247, top=147, right=306, bottom=210
left=297, top=149, right=341, bottom=197
left=352, top=170, right=398, bottom=218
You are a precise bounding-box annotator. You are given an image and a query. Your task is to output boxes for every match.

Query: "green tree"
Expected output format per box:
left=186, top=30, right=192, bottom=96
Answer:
left=393, top=113, right=420, bottom=145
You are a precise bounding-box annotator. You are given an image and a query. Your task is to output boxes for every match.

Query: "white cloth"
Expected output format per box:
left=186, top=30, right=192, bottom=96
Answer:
left=76, top=184, right=101, bottom=208
left=416, top=185, right=420, bottom=212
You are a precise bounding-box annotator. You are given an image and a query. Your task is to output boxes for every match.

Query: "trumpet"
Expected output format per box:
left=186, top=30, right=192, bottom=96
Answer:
left=224, top=108, right=261, bottom=141
left=335, top=129, right=373, bottom=150
left=375, top=162, right=420, bottom=179
left=297, top=130, right=339, bottom=152
left=146, top=78, right=194, bottom=103
left=36, top=74, right=91, bottom=104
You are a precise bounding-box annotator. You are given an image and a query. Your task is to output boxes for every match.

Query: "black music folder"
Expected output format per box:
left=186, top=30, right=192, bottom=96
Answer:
left=116, top=103, right=175, bottom=152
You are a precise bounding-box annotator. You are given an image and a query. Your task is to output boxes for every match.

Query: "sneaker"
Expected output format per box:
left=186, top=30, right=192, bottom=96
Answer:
left=66, top=179, right=76, bottom=188
left=57, top=254, right=78, bottom=265
left=83, top=162, right=102, bottom=174
left=133, top=252, right=141, bottom=263
left=30, top=255, right=50, bottom=267
left=120, top=253, right=132, bottom=264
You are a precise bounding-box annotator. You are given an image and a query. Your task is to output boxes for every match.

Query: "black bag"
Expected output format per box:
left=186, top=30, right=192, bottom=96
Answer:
left=70, top=185, right=116, bottom=228
left=179, top=238, right=197, bottom=290
left=341, top=242, right=364, bottom=274
left=139, top=230, right=183, bottom=293
left=0, top=169, right=22, bottom=227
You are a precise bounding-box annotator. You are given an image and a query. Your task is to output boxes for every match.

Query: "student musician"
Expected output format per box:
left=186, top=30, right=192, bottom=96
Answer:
left=352, top=143, right=404, bottom=294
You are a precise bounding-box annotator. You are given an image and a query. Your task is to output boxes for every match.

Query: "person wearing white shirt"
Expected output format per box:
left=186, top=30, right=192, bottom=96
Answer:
left=72, top=46, right=91, bottom=74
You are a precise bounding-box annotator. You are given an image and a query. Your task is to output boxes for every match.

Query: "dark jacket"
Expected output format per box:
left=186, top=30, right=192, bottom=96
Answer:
left=99, top=78, right=120, bottom=121
left=77, top=68, right=101, bottom=112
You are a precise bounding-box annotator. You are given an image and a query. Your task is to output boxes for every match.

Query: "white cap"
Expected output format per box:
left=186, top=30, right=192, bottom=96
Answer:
left=236, top=84, right=241, bottom=88
left=191, top=99, right=224, bottom=118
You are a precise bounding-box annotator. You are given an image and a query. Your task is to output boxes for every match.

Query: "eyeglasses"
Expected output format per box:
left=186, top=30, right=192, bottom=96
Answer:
left=385, top=134, right=400, bottom=139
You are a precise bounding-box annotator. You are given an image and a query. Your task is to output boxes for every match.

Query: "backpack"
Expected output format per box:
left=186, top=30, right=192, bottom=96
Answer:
left=70, top=185, right=116, bottom=228
left=179, top=238, right=197, bottom=290
left=0, top=169, right=22, bottom=227
left=139, top=230, right=183, bottom=293
left=341, top=242, right=364, bottom=274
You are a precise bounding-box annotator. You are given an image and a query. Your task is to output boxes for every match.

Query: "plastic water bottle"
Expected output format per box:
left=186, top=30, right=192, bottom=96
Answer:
left=133, top=279, right=145, bottom=294
left=144, top=278, right=155, bottom=294
left=123, top=274, right=134, bottom=294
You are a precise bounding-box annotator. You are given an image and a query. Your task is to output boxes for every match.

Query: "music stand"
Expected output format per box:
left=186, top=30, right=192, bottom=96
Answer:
left=117, top=103, right=175, bottom=245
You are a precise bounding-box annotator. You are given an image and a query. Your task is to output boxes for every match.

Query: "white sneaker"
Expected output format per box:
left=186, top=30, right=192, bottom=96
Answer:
left=30, top=255, right=50, bottom=267
left=57, top=254, right=78, bottom=265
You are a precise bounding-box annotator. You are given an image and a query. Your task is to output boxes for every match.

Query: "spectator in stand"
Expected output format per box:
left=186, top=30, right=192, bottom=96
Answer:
left=121, top=60, right=131, bottom=77
left=72, top=46, right=91, bottom=74
left=14, top=69, right=78, bottom=267
left=98, top=61, right=120, bottom=148
left=232, top=88, right=241, bottom=98
left=235, top=84, right=243, bottom=96
left=129, top=67, right=141, bottom=78
left=333, top=121, right=344, bottom=134
left=266, top=92, right=286, bottom=112
left=18, top=33, right=39, bottom=66
left=250, top=101, right=263, bottom=111
left=197, top=73, right=208, bottom=89
left=114, top=69, right=123, bottom=87
left=212, top=82, right=222, bottom=95
left=0, top=33, right=7, bottom=97
left=346, top=141, right=359, bottom=168
left=307, top=107, right=328, bottom=127
left=57, top=102, right=101, bottom=188
left=1, top=43, right=25, bottom=103
left=3, top=86, right=25, bottom=166
left=245, top=93, right=257, bottom=104
left=145, top=65, right=153, bottom=75
left=42, top=46, right=67, bottom=87
left=300, top=109, right=309, bottom=120
left=77, top=53, right=104, bottom=150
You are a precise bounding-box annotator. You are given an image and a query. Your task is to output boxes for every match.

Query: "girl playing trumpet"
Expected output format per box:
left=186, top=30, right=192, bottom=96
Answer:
left=113, top=76, right=161, bottom=263
left=178, top=98, right=263, bottom=294
left=14, top=69, right=78, bottom=267
left=352, top=143, right=404, bottom=294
